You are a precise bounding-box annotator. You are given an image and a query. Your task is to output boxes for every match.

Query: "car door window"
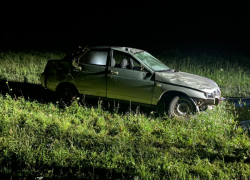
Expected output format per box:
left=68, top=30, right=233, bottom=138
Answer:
left=112, top=50, right=145, bottom=71
left=129, top=57, right=145, bottom=71
left=79, top=50, right=108, bottom=66
left=112, top=50, right=129, bottom=68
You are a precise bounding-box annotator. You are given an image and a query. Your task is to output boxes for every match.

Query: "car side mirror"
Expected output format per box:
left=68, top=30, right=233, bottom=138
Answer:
left=144, top=72, right=152, bottom=80
left=146, top=72, right=151, bottom=77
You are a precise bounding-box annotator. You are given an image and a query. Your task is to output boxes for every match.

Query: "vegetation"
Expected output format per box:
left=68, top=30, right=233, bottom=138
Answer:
left=0, top=48, right=250, bottom=179
left=0, top=50, right=64, bottom=84
left=0, top=95, right=250, bottom=179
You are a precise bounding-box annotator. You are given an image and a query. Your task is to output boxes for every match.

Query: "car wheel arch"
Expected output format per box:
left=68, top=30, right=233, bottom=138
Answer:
left=157, top=90, right=197, bottom=113
left=56, top=82, right=79, bottom=94
left=159, top=90, right=189, bottom=102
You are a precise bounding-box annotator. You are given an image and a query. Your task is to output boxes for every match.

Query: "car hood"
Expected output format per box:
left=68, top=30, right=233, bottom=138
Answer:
left=155, top=71, right=219, bottom=92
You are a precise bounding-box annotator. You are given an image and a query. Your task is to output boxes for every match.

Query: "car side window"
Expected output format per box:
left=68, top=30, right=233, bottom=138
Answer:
left=112, top=50, right=145, bottom=71
left=129, top=57, right=143, bottom=71
left=79, top=50, right=108, bottom=66
left=112, top=50, right=129, bottom=68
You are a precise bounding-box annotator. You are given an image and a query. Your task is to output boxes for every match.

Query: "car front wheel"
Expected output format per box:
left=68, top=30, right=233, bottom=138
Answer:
left=168, top=95, right=196, bottom=118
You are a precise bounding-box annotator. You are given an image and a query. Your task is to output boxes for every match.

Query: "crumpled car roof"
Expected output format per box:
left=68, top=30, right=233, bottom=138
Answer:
left=90, top=46, right=144, bottom=54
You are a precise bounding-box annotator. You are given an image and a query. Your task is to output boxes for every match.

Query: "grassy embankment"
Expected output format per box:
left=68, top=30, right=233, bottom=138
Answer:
left=0, top=49, right=250, bottom=179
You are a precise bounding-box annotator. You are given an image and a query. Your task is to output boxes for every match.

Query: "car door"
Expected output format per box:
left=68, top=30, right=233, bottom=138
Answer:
left=71, top=49, right=109, bottom=97
left=107, top=50, right=154, bottom=104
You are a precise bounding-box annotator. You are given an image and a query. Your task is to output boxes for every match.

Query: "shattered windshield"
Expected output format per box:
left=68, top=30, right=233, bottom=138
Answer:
left=135, top=52, right=171, bottom=71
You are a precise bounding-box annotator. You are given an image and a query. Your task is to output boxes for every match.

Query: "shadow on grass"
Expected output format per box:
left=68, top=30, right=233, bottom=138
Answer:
left=225, top=98, right=250, bottom=122
left=0, top=79, right=154, bottom=116
left=0, top=79, right=56, bottom=104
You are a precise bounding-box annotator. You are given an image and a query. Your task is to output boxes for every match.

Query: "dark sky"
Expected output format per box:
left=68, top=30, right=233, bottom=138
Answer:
left=1, top=1, right=250, bottom=51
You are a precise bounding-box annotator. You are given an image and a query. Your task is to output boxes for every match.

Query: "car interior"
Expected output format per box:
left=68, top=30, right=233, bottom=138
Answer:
left=112, top=51, right=145, bottom=71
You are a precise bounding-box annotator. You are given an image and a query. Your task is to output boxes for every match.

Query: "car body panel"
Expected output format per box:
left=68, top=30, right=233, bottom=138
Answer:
left=152, top=82, right=207, bottom=105
left=71, top=64, right=107, bottom=97
left=107, top=67, right=154, bottom=104
left=46, top=72, right=75, bottom=91
left=112, top=47, right=143, bottom=54
left=42, top=60, right=73, bottom=91
left=155, top=71, right=219, bottom=93
left=41, top=72, right=45, bottom=88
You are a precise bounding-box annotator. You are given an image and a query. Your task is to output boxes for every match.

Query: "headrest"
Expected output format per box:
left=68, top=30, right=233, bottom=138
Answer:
left=120, top=59, right=128, bottom=68
left=111, top=58, right=116, bottom=67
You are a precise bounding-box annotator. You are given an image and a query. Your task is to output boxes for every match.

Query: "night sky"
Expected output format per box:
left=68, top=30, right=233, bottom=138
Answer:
left=1, top=1, right=250, bottom=52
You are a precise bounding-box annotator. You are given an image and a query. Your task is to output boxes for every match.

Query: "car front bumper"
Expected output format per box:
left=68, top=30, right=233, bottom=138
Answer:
left=203, top=98, right=220, bottom=106
left=193, top=97, right=221, bottom=106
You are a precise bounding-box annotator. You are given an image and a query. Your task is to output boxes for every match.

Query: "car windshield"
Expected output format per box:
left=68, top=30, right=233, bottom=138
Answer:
left=135, top=52, right=171, bottom=71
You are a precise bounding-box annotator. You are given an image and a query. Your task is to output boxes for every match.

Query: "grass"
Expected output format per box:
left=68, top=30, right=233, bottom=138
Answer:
left=0, top=50, right=64, bottom=84
left=0, top=48, right=250, bottom=179
left=0, top=94, right=250, bottom=179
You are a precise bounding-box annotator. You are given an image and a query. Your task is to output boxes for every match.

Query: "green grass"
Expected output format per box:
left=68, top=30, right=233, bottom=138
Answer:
left=0, top=50, right=64, bottom=84
left=0, top=94, right=250, bottom=179
left=0, top=49, right=250, bottom=179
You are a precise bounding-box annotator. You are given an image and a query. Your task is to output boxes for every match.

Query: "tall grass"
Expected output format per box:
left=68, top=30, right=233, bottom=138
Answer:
left=0, top=50, right=64, bottom=84
left=0, top=94, right=250, bottom=179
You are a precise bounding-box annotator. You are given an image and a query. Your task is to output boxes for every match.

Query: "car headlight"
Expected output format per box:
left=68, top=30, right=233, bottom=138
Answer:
left=205, top=92, right=214, bottom=98
left=205, top=89, right=221, bottom=98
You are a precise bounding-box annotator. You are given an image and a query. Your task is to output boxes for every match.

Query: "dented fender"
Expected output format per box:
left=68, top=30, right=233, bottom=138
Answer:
left=43, top=60, right=77, bottom=91
left=155, top=71, right=219, bottom=93
left=46, top=73, right=76, bottom=91
left=152, top=82, right=207, bottom=105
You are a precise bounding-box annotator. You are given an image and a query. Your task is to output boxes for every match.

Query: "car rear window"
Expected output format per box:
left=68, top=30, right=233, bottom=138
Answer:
left=79, top=50, right=108, bottom=66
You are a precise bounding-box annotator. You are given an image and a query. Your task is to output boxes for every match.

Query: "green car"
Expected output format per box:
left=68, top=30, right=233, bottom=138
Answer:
left=41, top=46, right=221, bottom=117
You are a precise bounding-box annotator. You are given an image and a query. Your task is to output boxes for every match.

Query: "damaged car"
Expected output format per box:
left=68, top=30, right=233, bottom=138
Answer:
left=41, top=46, right=221, bottom=117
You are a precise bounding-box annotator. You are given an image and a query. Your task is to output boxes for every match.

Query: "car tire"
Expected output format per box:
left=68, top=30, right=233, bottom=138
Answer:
left=168, top=95, right=196, bottom=118
left=57, top=87, right=79, bottom=107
